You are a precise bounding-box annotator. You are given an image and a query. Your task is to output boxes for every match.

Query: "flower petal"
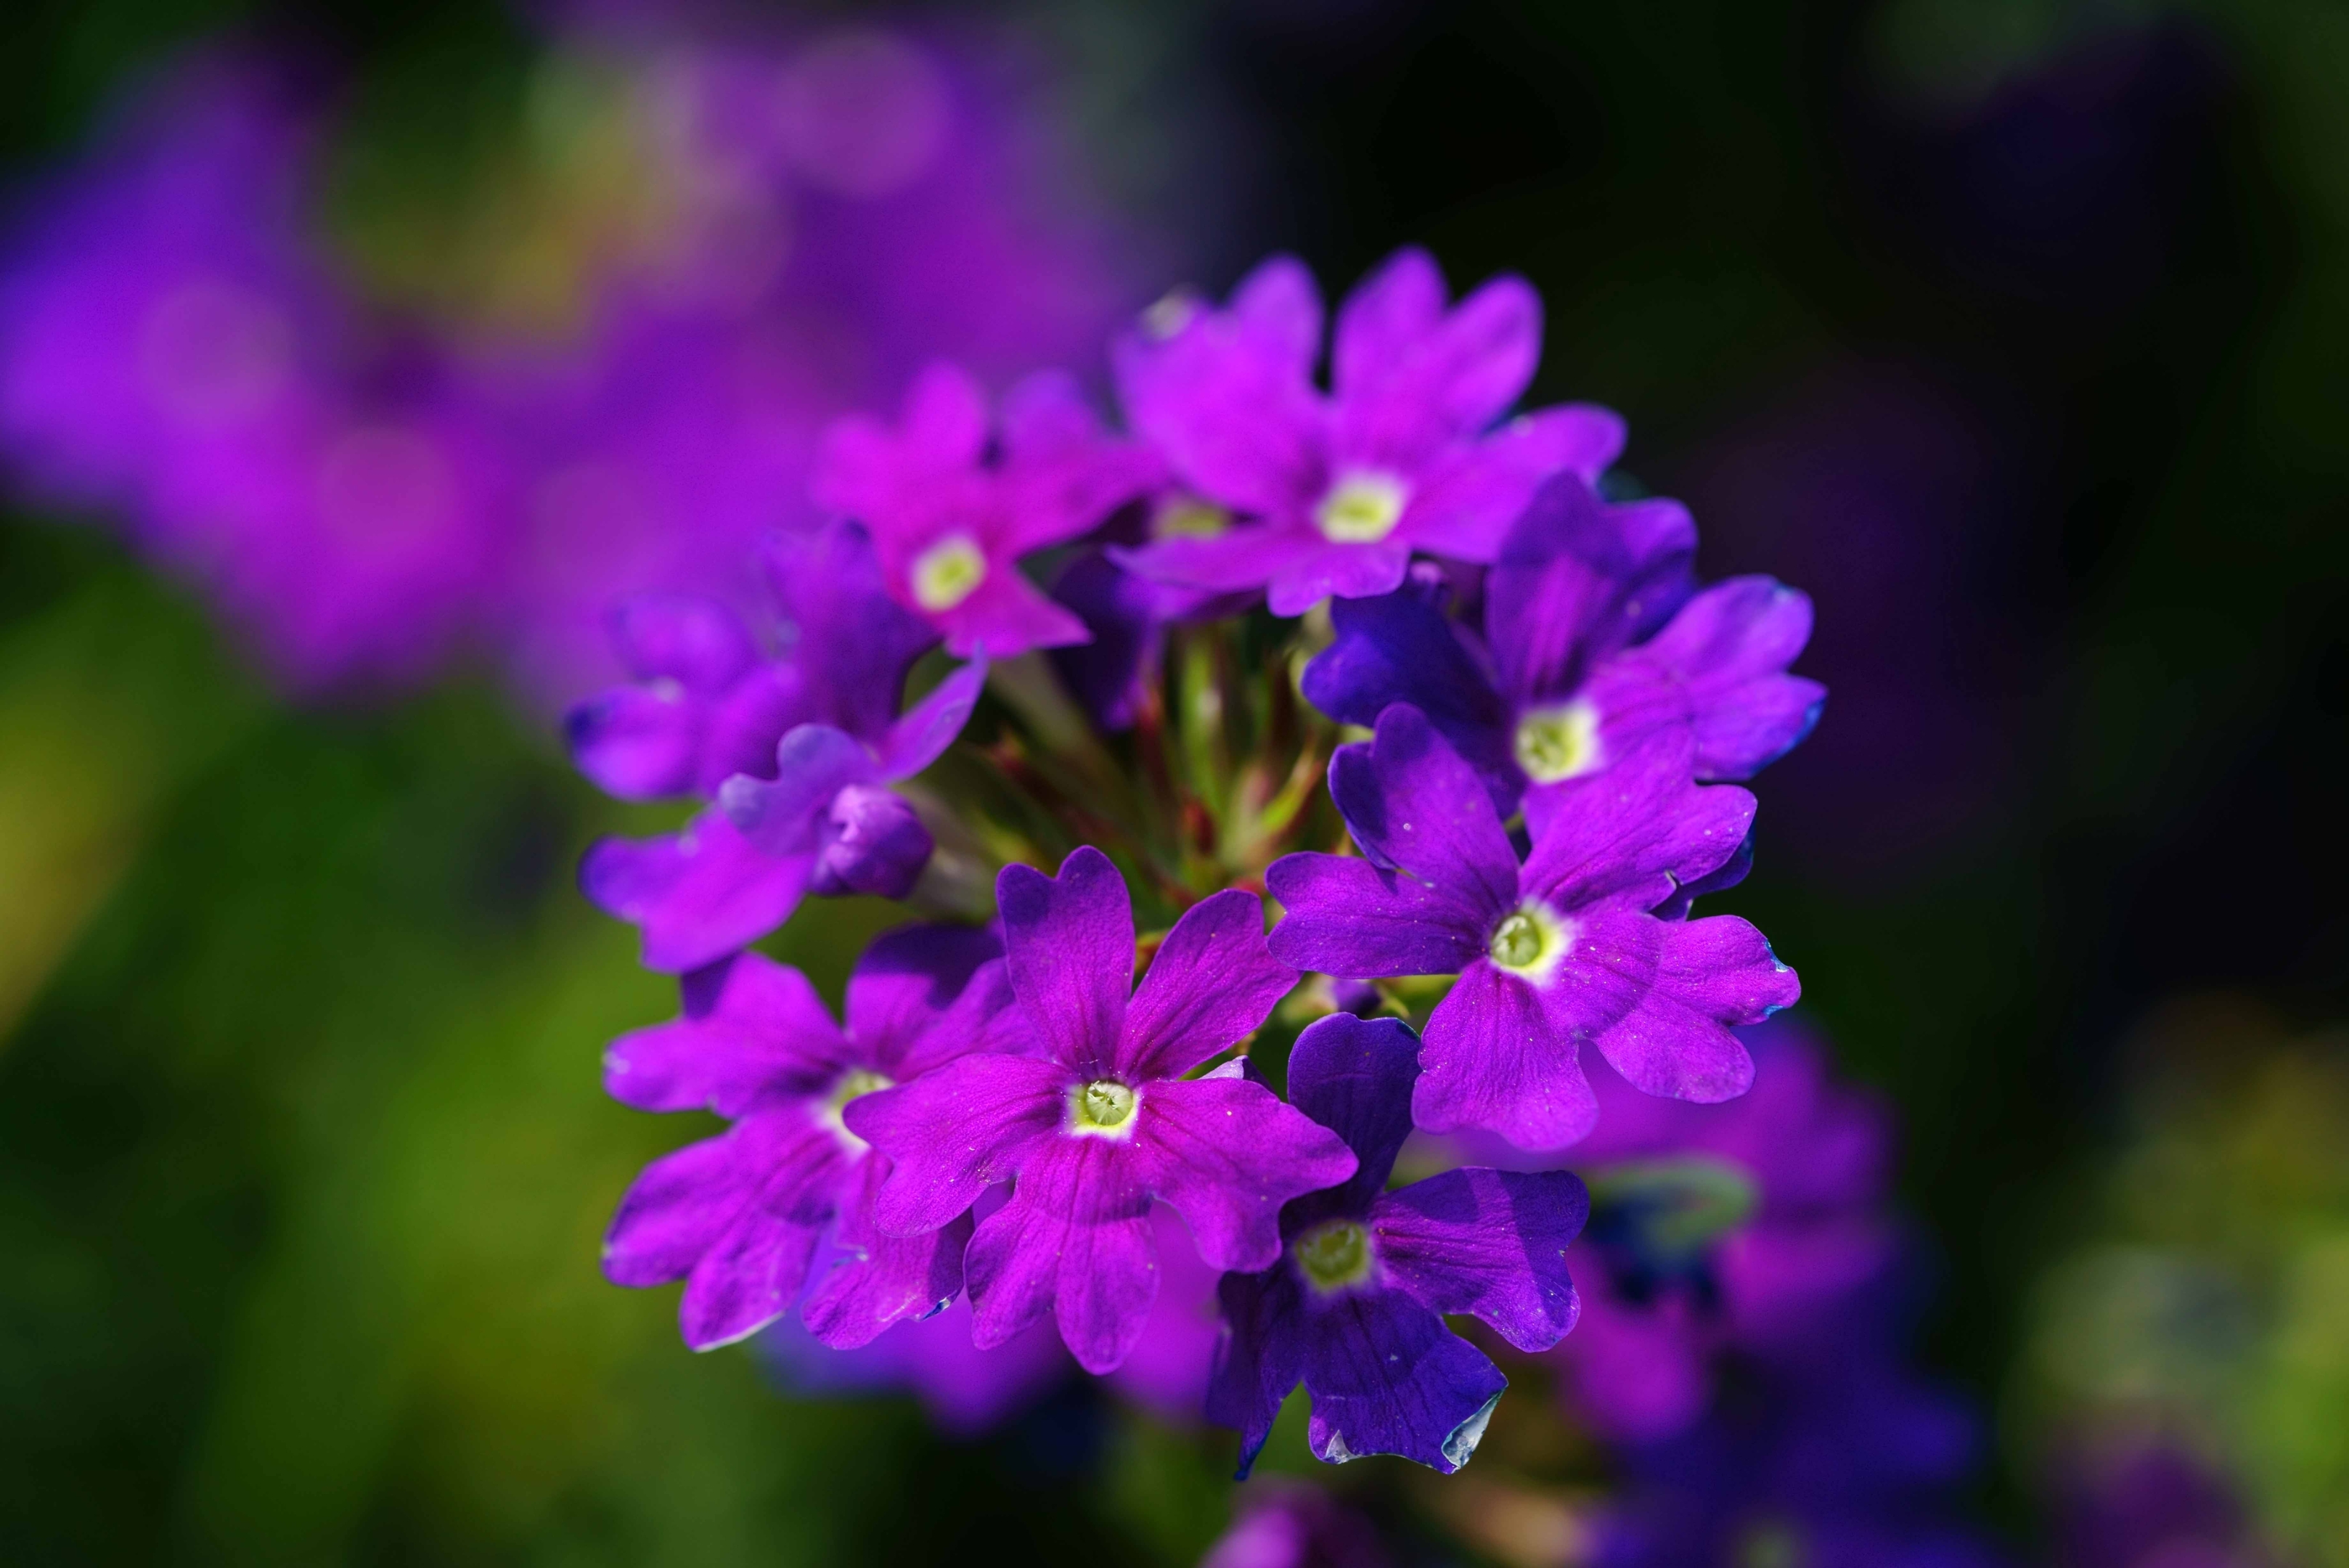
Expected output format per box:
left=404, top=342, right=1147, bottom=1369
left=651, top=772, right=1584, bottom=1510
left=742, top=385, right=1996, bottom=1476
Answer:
left=1207, top=1265, right=1307, bottom=1479
left=610, top=592, right=756, bottom=691
left=875, top=653, right=986, bottom=779
left=997, top=846, right=1133, bottom=1074
left=1333, top=269, right=1540, bottom=472
left=1302, top=587, right=1516, bottom=809
left=1415, top=960, right=1600, bottom=1149
left=1372, top=1167, right=1587, bottom=1350
left=933, top=566, right=1092, bottom=658
left=1487, top=478, right=1696, bottom=706
left=1299, top=1290, right=1507, bottom=1474
left=1265, top=852, right=1490, bottom=979
left=1399, top=403, right=1628, bottom=563
left=1133, top=1075, right=1357, bottom=1273
left=1328, top=704, right=1520, bottom=903
left=1119, top=888, right=1295, bottom=1079
left=1283, top=1012, right=1422, bottom=1214
left=604, top=952, right=846, bottom=1116
left=565, top=682, right=706, bottom=803
left=844, top=923, right=1003, bottom=1067
left=800, top=1154, right=974, bottom=1349
left=849, top=1051, right=1069, bottom=1236
left=1546, top=907, right=1794, bottom=1103
left=1589, top=576, right=1825, bottom=781
left=581, top=812, right=812, bottom=973
left=1264, top=539, right=1413, bottom=617
left=1517, top=733, right=1755, bottom=912
left=764, top=520, right=936, bottom=743
left=719, top=722, right=882, bottom=857
left=1332, top=246, right=1447, bottom=401
left=964, top=1136, right=1157, bottom=1372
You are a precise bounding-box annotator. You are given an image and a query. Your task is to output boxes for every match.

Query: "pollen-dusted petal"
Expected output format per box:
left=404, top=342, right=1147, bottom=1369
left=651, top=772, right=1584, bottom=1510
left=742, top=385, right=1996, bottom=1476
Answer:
left=1371, top=1167, right=1588, bottom=1352
left=581, top=810, right=814, bottom=974
left=1118, top=887, right=1295, bottom=1080
left=997, top=846, right=1133, bottom=1074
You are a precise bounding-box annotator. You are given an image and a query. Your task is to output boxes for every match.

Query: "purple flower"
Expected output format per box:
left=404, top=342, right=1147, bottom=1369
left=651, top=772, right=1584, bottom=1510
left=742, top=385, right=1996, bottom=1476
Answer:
left=847, top=847, right=1356, bottom=1373
left=760, top=1294, right=1071, bottom=1439
left=1201, top=1485, right=1393, bottom=1568
left=1209, top=1012, right=1588, bottom=1476
left=600, top=923, right=1014, bottom=1351
left=812, top=362, right=1163, bottom=658
left=575, top=522, right=983, bottom=973
left=1302, top=473, right=1824, bottom=828
left=1110, top=247, right=1625, bottom=616
left=1267, top=704, right=1799, bottom=1150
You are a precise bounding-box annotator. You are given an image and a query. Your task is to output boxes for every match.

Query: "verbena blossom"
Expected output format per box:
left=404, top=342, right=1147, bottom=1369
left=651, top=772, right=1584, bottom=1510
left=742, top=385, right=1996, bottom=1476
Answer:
left=1110, top=247, right=1625, bottom=616
left=1302, top=471, right=1824, bottom=828
left=1210, top=1012, right=1588, bottom=1475
left=1268, top=704, right=1799, bottom=1149
left=1201, top=1485, right=1392, bottom=1568
left=575, top=523, right=982, bottom=973
left=600, top=923, right=1013, bottom=1350
left=847, top=848, right=1357, bottom=1373
left=812, top=362, right=1162, bottom=657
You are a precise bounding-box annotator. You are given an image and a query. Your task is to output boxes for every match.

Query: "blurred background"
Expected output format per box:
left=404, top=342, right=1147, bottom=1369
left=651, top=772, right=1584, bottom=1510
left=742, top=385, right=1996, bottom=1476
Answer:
left=1, top=0, right=2343, bottom=1563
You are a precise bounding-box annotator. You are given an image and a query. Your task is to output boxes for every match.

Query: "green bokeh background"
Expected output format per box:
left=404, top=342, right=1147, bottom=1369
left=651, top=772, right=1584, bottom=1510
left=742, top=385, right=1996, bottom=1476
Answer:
left=2, top=1, right=2345, bottom=1562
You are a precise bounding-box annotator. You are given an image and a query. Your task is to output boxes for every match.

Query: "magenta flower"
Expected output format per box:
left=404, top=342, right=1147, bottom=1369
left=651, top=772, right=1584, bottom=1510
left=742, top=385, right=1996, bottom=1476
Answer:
left=812, top=362, right=1163, bottom=658
left=1209, top=1013, right=1588, bottom=1476
left=846, top=848, right=1356, bottom=1373
left=1267, top=704, right=1799, bottom=1150
left=1302, top=473, right=1824, bottom=831
left=1110, top=247, right=1625, bottom=616
left=600, top=923, right=1015, bottom=1351
left=576, top=522, right=982, bottom=973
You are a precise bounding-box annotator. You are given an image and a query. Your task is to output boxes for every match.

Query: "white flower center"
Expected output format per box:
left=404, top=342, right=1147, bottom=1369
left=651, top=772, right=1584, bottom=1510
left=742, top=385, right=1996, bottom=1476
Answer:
left=1313, top=471, right=1410, bottom=544
left=1513, top=699, right=1603, bottom=784
left=910, top=535, right=987, bottom=611
left=1069, top=1078, right=1140, bottom=1139
left=820, top=1067, right=894, bottom=1148
left=1487, top=900, right=1573, bottom=985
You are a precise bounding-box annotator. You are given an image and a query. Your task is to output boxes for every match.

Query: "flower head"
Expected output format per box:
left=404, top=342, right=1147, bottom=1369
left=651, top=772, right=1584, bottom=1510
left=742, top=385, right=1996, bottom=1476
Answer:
left=1111, top=248, right=1625, bottom=616
left=1209, top=1012, right=1588, bottom=1476
left=575, top=522, right=983, bottom=972
left=1302, top=473, right=1824, bottom=828
left=600, top=923, right=1013, bottom=1352
left=813, top=362, right=1163, bottom=657
left=1267, top=704, right=1799, bottom=1150
left=847, top=847, right=1356, bottom=1373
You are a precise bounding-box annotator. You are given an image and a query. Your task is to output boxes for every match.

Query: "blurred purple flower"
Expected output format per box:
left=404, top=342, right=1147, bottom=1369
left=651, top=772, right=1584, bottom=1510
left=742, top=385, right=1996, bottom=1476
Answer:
left=1112, top=247, right=1623, bottom=616
left=1201, top=1484, right=1392, bottom=1568
left=849, top=848, right=1355, bottom=1373
left=763, top=1292, right=1071, bottom=1439
left=600, top=925, right=1013, bottom=1351
left=1267, top=704, right=1797, bottom=1149
left=1211, top=1013, right=1587, bottom=1477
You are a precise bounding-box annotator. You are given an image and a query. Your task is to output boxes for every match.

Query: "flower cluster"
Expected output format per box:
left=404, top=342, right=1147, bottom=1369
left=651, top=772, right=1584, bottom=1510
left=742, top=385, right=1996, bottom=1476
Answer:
left=575, top=243, right=1828, bottom=1479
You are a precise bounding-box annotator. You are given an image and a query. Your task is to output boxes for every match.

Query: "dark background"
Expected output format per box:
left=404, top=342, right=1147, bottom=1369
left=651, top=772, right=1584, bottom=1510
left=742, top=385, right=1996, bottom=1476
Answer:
left=3, top=0, right=2345, bottom=1561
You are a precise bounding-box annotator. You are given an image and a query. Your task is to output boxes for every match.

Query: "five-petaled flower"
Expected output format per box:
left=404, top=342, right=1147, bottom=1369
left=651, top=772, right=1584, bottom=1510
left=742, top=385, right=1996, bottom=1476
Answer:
left=1267, top=703, right=1799, bottom=1150
left=1210, top=1012, right=1588, bottom=1475
left=1111, top=247, right=1625, bottom=616
left=847, top=846, right=1357, bottom=1373
left=1302, top=471, right=1824, bottom=833
left=813, top=361, right=1164, bottom=657
left=601, top=924, right=1017, bottom=1352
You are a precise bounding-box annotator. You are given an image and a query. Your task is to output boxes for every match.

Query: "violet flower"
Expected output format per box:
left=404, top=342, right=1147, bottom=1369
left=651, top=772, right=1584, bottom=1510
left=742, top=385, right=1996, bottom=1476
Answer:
left=576, top=522, right=981, bottom=973
left=1210, top=1012, right=1588, bottom=1476
left=600, top=923, right=1014, bottom=1351
left=846, top=847, right=1356, bottom=1373
left=812, top=361, right=1163, bottom=657
left=1111, top=247, right=1625, bottom=616
left=1267, top=704, right=1798, bottom=1150
left=1302, top=472, right=1824, bottom=829
left=1202, top=1485, right=1393, bottom=1568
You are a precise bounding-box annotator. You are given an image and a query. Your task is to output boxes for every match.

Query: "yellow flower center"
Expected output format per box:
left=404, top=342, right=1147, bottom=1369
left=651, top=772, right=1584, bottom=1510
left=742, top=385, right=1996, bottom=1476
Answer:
left=910, top=535, right=987, bottom=611
left=1513, top=700, right=1603, bottom=784
left=1293, top=1219, right=1375, bottom=1293
left=821, top=1067, right=894, bottom=1146
left=1153, top=495, right=1230, bottom=539
left=1487, top=901, right=1572, bottom=984
left=1069, top=1078, right=1139, bottom=1137
left=1313, top=471, right=1409, bottom=543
